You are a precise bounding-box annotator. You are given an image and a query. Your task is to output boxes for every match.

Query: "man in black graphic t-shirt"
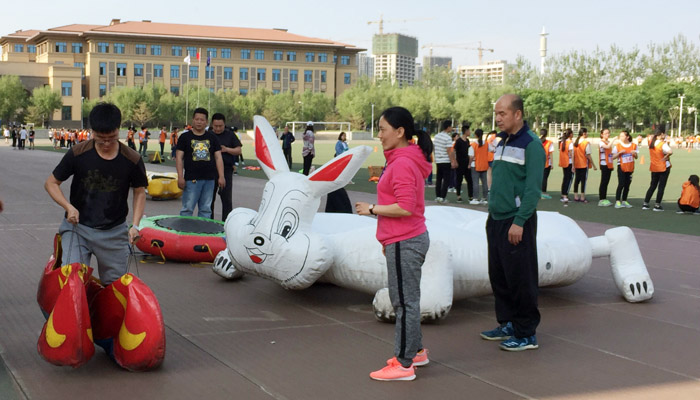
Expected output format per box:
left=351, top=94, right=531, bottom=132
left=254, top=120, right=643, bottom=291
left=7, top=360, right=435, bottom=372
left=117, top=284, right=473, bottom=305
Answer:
left=175, top=107, right=224, bottom=218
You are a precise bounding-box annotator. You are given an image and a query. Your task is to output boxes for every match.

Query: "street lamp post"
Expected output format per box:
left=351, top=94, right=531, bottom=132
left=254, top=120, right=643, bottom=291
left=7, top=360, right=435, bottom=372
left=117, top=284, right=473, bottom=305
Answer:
left=678, top=94, right=685, bottom=137
left=371, top=103, right=375, bottom=138
left=491, top=102, right=496, bottom=131
left=80, top=97, right=84, bottom=130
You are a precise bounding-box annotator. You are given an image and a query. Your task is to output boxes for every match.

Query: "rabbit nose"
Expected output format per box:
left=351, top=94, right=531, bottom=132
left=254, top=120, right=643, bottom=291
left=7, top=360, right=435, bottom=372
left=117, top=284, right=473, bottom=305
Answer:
left=254, top=236, right=265, bottom=246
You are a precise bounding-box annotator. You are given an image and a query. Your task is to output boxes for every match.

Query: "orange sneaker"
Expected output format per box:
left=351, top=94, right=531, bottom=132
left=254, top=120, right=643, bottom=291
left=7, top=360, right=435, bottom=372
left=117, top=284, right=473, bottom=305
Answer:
left=386, top=348, right=429, bottom=367
left=370, top=358, right=416, bottom=381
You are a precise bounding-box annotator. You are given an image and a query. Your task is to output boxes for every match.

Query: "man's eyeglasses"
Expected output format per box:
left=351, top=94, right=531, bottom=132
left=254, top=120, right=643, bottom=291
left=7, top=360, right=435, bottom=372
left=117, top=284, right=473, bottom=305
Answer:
left=94, top=138, right=119, bottom=145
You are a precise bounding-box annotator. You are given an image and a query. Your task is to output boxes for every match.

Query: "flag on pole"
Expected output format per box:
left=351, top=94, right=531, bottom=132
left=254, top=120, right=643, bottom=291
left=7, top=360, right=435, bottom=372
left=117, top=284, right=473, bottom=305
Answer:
left=184, top=54, right=191, bottom=65
left=196, top=51, right=200, bottom=61
left=206, top=54, right=210, bottom=67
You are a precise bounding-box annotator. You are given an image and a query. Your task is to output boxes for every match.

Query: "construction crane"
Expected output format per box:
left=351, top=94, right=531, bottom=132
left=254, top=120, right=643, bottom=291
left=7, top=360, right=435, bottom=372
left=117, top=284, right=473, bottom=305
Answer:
left=367, top=14, right=434, bottom=35
left=422, top=41, right=495, bottom=65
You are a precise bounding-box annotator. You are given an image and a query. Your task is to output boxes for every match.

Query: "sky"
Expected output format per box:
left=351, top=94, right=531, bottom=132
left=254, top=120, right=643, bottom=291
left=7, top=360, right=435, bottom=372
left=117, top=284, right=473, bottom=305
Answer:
left=3, top=0, right=700, bottom=68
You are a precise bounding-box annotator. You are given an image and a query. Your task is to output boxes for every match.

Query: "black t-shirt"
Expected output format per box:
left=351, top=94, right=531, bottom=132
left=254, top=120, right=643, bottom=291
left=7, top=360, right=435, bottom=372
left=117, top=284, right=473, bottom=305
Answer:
left=453, top=137, right=470, bottom=167
left=52, top=141, right=147, bottom=229
left=208, top=128, right=242, bottom=167
left=176, top=130, right=222, bottom=180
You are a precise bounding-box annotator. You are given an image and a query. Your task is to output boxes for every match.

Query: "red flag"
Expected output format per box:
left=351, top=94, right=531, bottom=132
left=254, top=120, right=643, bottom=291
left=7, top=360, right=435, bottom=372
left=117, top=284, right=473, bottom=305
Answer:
left=196, top=51, right=200, bottom=61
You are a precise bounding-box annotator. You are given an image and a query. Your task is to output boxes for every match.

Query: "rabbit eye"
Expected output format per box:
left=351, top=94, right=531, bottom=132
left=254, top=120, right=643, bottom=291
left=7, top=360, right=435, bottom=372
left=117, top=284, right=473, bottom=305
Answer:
left=277, top=208, right=299, bottom=239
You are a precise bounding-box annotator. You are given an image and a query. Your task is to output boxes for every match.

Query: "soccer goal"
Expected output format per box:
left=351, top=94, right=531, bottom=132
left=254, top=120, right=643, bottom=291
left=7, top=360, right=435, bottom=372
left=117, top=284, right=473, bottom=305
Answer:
left=286, top=121, right=351, bottom=135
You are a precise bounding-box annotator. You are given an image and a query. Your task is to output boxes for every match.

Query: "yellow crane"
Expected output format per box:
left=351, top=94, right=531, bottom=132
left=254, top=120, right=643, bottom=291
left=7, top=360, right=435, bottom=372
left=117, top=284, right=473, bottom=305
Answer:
left=367, top=14, right=434, bottom=35
left=422, top=41, right=495, bottom=65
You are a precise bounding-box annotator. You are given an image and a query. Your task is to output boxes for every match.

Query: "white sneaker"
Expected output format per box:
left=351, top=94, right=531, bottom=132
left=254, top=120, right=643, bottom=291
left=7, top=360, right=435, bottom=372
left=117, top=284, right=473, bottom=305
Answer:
left=480, top=199, right=488, bottom=205
left=469, top=199, right=480, bottom=205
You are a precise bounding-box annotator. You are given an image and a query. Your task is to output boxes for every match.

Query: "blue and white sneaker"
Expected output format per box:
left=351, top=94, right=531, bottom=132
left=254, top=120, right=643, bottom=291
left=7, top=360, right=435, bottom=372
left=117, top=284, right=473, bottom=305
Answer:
left=499, top=335, right=538, bottom=351
left=480, top=322, right=513, bottom=341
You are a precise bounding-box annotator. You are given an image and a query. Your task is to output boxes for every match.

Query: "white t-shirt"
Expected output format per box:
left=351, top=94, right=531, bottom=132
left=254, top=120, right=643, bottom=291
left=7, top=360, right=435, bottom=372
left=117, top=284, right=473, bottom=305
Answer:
left=19, top=129, right=28, bottom=139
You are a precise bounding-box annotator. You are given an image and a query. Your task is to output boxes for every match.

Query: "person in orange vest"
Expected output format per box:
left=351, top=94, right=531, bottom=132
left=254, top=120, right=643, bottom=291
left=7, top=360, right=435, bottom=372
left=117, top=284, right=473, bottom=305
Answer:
left=170, top=127, right=179, bottom=160
left=126, top=128, right=136, bottom=150
left=486, top=130, right=497, bottom=189
left=676, top=175, right=700, bottom=214
left=642, top=126, right=673, bottom=211
left=540, top=128, right=555, bottom=199
left=571, top=128, right=597, bottom=203
left=159, top=126, right=167, bottom=156
left=138, top=126, right=149, bottom=157
left=558, top=128, right=574, bottom=204
left=612, top=130, right=638, bottom=208
left=468, top=129, right=490, bottom=205
left=597, top=128, right=615, bottom=206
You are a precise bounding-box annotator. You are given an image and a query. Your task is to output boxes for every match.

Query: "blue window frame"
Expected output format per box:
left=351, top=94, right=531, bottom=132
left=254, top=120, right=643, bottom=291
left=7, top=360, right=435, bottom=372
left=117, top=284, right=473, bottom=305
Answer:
left=341, top=55, right=350, bottom=65
left=61, top=81, right=72, bottom=96
left=99, top=84, right=106, bottom=97
left=154, top=64, right=164, bottom=78
left=255, top=50, right=265, bottom=60
left=135, top=44, right=146, bottom=55
left=71, top=43, right=82, bottom=53
left=223, top=67, right=233, bottom=80
left=290, top=69, right=298, bottom=82
left=239, top=89, right=248, bottom=96
left=205, top=66, right=214, bottom=79
left=99, top=62, right=106, bottom=75
left=272, top=69, right=281, bottom=82
left=151, top=45, right=162, bottom=56
left=189, top=66, right=198, bottom=79
left=187, top=47, right=197, bottom=57
left=55, top=42, right=67, bottom=53
left=305, top=52, right=315, bottom=62
left=134, top=64, right=144, bottom=77
left=171, top=65, right=180, bottom=78
left=172, top=46, right=182, bottom=56
left=257, top=68, right=266, bottom=81
left=27, top=45, right=36, bottom=53
left=114, top=43, right=125, bottom=54
left=207, top=48, right=217, bottom=58
left=272, top=89, right=280, bottom=94
left=320, top=70, right=326, bottom=83
left=239, top=68, right=249, bottom=80
left=97, top=42, right=109, bottom=53
left=304, top=70, right=312, bottom=82
left=116, top=63, right=127, bottom=76
left=287, top=51, right=296, bottom=61
left=241, top=49, right=251, bottom=59
left=14, top=44, right=24, bottom=52
left=344, top=72, right=351, bottom=84
left=273, top=51, right=283, bottom=61
left=318, top=53, right=327, bottom=62
left=74, top=62, right=85, bottom=78
left=221, top=48, right=231, bottom=59
left=170, top=86, right=179, bottom=95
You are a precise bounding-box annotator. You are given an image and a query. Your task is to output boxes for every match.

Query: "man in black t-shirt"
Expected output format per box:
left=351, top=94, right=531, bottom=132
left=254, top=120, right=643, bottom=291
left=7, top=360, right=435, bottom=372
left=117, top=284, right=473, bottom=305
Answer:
left=45, top=103, right=147, bottom=286
left=454, top=122, right=473, bottom=202
left=208, top=113, right=242, bottom=221
left=175, top=108, right=225, bottom=219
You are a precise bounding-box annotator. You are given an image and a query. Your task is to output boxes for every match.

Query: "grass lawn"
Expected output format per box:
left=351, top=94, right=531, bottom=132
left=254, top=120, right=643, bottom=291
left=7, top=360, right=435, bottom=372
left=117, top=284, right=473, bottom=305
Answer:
left=36, top=138, right=700, bottom=236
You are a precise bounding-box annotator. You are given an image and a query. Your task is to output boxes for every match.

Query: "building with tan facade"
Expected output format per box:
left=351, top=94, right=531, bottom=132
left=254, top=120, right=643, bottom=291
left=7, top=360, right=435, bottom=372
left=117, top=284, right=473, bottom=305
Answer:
left=0, top=19, right=363, bottom=127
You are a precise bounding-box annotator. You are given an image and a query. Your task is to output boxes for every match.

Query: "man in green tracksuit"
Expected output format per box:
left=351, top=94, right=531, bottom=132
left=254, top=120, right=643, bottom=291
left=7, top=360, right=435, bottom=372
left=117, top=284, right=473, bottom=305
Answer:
left=479, top=94, right=545, bottom=351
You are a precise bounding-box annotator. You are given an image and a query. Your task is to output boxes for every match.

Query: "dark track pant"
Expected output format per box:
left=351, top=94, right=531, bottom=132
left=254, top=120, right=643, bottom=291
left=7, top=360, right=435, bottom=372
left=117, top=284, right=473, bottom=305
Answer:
left=455, top=164, right=473, bottom=199
left=435, top=163, right=451, bottom=199
left=573, top=168, right=588, bottom=194
left=644, top=169, right=670, bottom=205
left=302, top=154, right=313, bottom=175
left=599, top=167, right=612, bottom=200
left=283, top=147, right=293, bottom=169
left=678, top=201, right=698, bottom=213
left=211, top=167, right=233, bottom=221
left=385, top=231, right=429, bottom=368
left=615, top=168, right=633, bottom=202
left=561, top=166, right=573, bottom=196
left=487, top=214, right=540, bottom=338
left=542, top=167, right=551, bottom=192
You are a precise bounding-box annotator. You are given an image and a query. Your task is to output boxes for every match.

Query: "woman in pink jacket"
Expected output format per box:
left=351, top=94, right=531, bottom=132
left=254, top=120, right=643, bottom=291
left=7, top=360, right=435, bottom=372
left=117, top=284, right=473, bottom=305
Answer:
left=356, top=107, right=433, bottom=382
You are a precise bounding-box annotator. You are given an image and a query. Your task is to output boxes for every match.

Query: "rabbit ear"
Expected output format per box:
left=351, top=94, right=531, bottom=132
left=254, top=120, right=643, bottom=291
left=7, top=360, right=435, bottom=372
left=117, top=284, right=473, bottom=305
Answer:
left=307, top=145, right=372, bottom=197
left=254, top=115, right=289, bottom=178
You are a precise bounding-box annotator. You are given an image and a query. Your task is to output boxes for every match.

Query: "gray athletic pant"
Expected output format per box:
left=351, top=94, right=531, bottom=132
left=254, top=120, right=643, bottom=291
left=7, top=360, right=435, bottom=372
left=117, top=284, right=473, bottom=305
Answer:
left=59, top=219, right=130, bottom=286
left=384, top=231, right=430, bottom=368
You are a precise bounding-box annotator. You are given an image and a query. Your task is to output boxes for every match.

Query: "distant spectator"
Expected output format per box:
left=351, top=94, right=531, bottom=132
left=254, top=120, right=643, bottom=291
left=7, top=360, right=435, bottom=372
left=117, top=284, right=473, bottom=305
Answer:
left=676, top=175, right=700, bottom=214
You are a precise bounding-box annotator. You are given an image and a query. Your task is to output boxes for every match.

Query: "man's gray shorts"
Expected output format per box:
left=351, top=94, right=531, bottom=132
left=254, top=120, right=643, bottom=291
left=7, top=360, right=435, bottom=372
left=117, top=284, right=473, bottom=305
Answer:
left=59, top=219, right=130, bottom=286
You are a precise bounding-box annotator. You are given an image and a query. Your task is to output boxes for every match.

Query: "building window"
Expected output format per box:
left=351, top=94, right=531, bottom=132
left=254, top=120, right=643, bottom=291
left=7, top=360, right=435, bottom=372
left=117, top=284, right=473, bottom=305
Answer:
left=72, top=43, right=82, bottom=53
left=134, top=64, right=144, bottom=77
left=114, top=43, right=125, bottom=54
left=61, top=106, right=72, bottom=121
left=221, top=48, right=231, bottom=59
left=241, top=49, right=251, bottom=59
left=116, top=63, right=127, bottom=77
left=27, top=45, right=36, bottom=53
left=154, top=64, right=164, bottom=78
left=170, top=86, right=179, bottom=95
left=187, top=47, right=197, bottom=57
left=61, top=81, right=72, bottom=96
left=318, top=53, right=328, bottom=63
left=333, top=55, right=337, bottom=64
left=99, top=62, right=106, bottom=76
left=151, top=45, right=162, bottom=56
left=205, top=66, right=214, bottom=79
left=55, top=42, right=67, bottom=53
left=189, top=66, right=198, bottom=79
left=274, top=51, right=283, bottom=61
left=305, top=52, right=315, bottom=62
left=272, top=69, right=281, bottom=82
left=304, top=70, right=312, bottom=83
left=239, top=68, right=248, bottom=80
left=172, top=46, right=182, bottom=56
left=74, top=62, right=85, bottom=78
left=344, top=72, right=351, bottom=84
left=239, top=89, right=248, bottom=96
left=272, top=89, right=280, bottom=94
left=223, top=67, right=233, bottom=80
left=171, top=65, right=180, bottom=78
left=255, top=50, right=265, bottom=60
left=257, top=68, right=266, bottom=81
left=99, top=84, right=106, bottom=97
left=341, top=55, right=350, bottom=65
left=135, top=44, right=146, bottom=55
left=290, top=69, right=298, bottom=82
left=14, top=44, right=24, bottom=52
left=97, top=42, right=109, bottom=53
left=320, top=70, right=326, bottom=83
left=287, top=51, right=296, bottom=61
left=207, top=48, right=217, bottom=58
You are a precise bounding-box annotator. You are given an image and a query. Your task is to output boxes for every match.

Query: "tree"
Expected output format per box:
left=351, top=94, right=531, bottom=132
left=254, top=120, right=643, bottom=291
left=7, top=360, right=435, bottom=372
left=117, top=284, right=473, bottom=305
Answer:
left=0, top=75, right=29, bottom=125
left=132, top=102, right=153, bottom=127
left=30, top=85, right=63, bottom=127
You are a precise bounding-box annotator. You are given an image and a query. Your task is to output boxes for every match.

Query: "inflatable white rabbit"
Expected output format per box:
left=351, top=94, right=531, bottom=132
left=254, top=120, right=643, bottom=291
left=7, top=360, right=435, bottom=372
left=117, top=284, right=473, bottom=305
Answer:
left=214, top=116, right=654, bottom=321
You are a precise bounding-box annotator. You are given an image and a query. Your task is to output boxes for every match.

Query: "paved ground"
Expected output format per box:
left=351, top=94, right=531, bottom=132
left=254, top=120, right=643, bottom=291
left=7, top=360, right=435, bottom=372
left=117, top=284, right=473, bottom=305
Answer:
left=1, top=143, right=699, bottom=400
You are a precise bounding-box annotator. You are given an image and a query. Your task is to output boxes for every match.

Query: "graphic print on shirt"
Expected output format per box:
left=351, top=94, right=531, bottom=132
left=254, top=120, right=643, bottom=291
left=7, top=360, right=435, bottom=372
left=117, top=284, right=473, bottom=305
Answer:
left=190, top=139, right=211, bottom=161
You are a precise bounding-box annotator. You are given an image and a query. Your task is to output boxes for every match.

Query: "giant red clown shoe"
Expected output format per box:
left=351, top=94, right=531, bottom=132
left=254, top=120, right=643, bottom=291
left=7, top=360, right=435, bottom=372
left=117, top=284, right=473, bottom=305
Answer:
left=91, top=273, right=166, bottom=371
left=37, top=263, right=95, bottom=368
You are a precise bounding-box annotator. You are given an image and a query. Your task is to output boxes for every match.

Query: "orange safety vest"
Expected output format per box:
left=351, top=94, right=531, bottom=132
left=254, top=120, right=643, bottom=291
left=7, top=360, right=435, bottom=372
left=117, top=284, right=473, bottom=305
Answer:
left=679, top=182, right=700, bottom=209
left=170, top=131, right=178, bottom=145
left=542, top=139, right=554, bottom=168
left=159, top=130, right=167, bottom=143
left=486, top=133, right=496, bottom=162
left=472, top=141, right=489, bottom=172
left=599, top=140, right=614, bottom=170
left=616, top=142, right=636, bottom=173
left=127, top=131, right=134, bottom=141
left=573, top=139, right=590, bottom=169
left=558, top=139, right=572, bottom=168
left=649, top=139, right=667, bottom=172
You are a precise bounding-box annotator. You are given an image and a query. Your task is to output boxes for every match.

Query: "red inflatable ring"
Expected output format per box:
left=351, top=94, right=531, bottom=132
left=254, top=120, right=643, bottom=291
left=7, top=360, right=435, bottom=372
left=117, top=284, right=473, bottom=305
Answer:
left=135, top=215, right=226, bottom=263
